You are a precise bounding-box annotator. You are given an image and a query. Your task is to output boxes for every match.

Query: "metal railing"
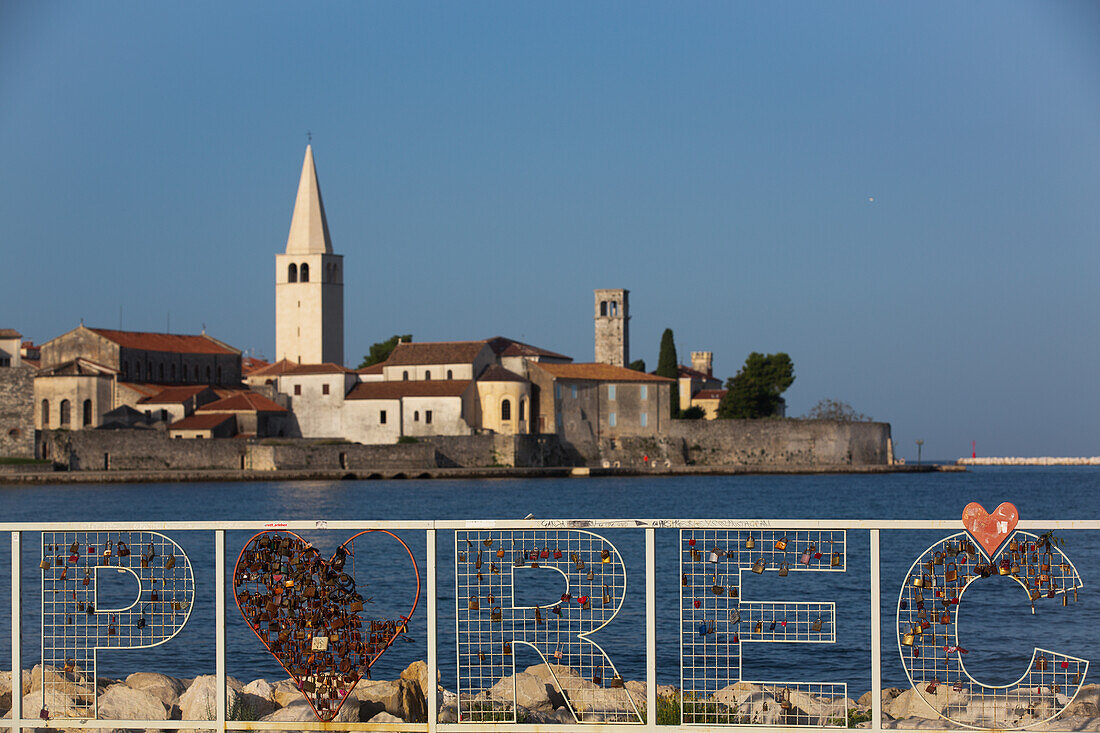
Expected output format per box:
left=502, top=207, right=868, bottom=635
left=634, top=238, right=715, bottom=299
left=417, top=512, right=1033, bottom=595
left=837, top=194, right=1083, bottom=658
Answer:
left=2, top=517, right=1094, bottom=732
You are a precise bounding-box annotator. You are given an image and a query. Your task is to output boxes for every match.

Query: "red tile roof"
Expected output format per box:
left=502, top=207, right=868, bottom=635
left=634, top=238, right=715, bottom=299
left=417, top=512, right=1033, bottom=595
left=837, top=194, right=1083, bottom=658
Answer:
left=88, top=328, right=238, bottom=355
left=197, top=392, right=287, bottom=413
left=138, top=385, right=212, bottom=405
left=282, top=362, right=348, bottom=375
left=346, top=380, right=471, bottom=400
left=245, top=358, right=296, bottom=377
left=117, top=382, right=163, bottom=397
left=0, top=329, right=22, bottom=339
left=477, top=365, right=527, bottom=382
left=168, top=413, right=235, bottom=431
left=534, top=363, right=674, bottom=382
left=356, top=363, right=384, bottom=375
left=384, top=341, right=488, bottom=366
left=241, top=357, right=270, bottom=374
left=676, top=364, right=714, bottom=381
left=693, top=389, right=727, bottom=400
left=485, top=336, right=571, bottom=361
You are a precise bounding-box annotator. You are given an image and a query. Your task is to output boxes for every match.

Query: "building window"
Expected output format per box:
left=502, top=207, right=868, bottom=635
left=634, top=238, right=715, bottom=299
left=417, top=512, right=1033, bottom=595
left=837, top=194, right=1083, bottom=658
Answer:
left=609, top=412, right=616, bottom=427
left=294, top=384, right=301, bottom=396
left=641, top=412, right=648, bottom=427
left=146, top=362, right=152, bottom=380
left=425, top=371, right=431, bottom=380
left=300, top=263, right=310, bottom=282
left=640, top=385, right=647, bottom=400
left=447, top=369, right=453, bottom=380
left=425, top=410, right=432, bottom=424
left=519, top=400, right=525, bottom=421
left=608, top=385, right=616, bottom=400
left=380, top=410, right=386, bottom=424
left=403, top=371, right=409, bottom=381
left=600, top=301, right=607, bottom=316
left=501, top=399, right=511, bottom=421
left=611, top=301, right=618, bottom=316
left=571, top=385, right=577, bottom=399
left=60, top=399, right=71, bottom=427
left=288, top=263, right=298, bottom=282
left=555, top=384, right=561, bottom=399
left=322, top=383, right=330, bottom=395
left=82, top=399, right=92, bottom=427
left=41, top=399, right=49, bottom=427
left=414, top=411, right=419, bottom=422
left=161, top=409, right=168, bottom=422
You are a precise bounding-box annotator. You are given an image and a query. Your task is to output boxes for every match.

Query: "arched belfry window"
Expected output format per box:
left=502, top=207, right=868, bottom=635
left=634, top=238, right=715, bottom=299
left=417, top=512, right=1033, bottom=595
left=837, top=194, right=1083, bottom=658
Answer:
left=41, top=400, right=49, bottom=427
left=60, top=400, right=71, bottom=427
left=610, top=301, right=618, bottom=316
left=600, top=301, right=608, bottom=316
left=82, top=399, right=92, bottom=427
left=288, top=263, right=298, bottom=283
left=501, top=398, right=512, bottom=421
left=300, top=263, right=310, bottom=282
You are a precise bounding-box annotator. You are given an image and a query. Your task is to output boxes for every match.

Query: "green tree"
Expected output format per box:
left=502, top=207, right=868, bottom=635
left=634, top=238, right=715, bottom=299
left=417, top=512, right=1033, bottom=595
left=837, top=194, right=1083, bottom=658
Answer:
left=358, top=334, right=412, bottom=369
left=679, top=405, right=706, bottom=420
left=717, top=352, right=795, bottom=419
left=628, top=359, right=646, bottom=372
left=802, top=399, right=870, bottom=422
left=655, top=328, right=680, bottom=417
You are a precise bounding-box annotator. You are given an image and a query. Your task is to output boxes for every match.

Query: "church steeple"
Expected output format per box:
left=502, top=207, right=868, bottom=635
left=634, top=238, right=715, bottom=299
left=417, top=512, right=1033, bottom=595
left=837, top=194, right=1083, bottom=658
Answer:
left=285, top=145, right=332, bottom=254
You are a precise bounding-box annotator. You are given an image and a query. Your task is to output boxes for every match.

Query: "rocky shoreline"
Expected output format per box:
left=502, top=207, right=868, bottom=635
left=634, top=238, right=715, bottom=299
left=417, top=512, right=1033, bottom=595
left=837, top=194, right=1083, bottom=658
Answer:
left=4, top=663, right=1100, bottom=730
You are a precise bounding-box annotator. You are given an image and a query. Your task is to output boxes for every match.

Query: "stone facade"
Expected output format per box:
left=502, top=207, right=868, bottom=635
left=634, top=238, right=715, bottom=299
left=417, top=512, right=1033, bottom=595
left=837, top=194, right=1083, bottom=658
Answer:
left=0, top=366, right=35, bottom=457
left=593, top=289, right=629, bottom=366
left=670, top=419, right=892, bottom=467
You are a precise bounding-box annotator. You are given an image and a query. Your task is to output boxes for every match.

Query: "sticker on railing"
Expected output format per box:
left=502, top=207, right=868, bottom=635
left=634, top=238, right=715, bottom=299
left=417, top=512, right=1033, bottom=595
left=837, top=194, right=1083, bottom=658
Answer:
left=897, top=504, right=1088, bottom=730
left=39, top=531, right=194, bottom=719
left=454, top=529, right=642, bottom=724
left=233, top=531, right=420, bottom=722
left=680, top=529, right=848, bottom=726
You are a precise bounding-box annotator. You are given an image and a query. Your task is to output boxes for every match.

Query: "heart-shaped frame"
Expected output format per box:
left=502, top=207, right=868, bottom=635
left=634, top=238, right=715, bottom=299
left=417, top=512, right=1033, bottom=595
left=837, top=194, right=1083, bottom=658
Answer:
left=233, top=530, right=420, bottom=721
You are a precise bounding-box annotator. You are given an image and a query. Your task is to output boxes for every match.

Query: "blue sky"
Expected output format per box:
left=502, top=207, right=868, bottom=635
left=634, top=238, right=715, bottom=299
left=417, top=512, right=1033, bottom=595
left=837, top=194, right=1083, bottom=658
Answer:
left=2, top=1, right=1099, bottom=459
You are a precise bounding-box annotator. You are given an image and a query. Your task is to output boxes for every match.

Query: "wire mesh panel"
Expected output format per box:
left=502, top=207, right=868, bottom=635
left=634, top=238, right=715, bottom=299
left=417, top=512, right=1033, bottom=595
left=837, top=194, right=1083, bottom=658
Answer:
left=897, top=530, right=1088, bottom=729
left=39, top=531, right=194, bottom=719
left=680, top=528, right=848, bottom=727
left=454, top=529, right=641, bottom=724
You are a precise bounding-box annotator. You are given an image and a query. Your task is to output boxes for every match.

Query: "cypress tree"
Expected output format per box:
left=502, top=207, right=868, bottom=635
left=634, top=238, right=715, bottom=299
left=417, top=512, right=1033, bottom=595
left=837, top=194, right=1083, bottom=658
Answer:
left=656, top=328, right=680, bottom=417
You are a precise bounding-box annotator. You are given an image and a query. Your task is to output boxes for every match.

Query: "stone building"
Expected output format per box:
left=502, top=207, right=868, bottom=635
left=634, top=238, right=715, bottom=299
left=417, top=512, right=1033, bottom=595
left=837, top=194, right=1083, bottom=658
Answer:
left=594, top=289, right=629, bottom=367
left=275, top=145, right=344, bottom=366
left=0, top=328, right=34, bottom=457
left=527, top=361, right=673, bottom=454
left=34, top=325, right=241, bottom=431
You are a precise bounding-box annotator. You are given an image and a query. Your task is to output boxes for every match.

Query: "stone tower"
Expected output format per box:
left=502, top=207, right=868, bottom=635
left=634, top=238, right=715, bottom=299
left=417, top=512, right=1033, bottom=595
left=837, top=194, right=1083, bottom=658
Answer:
left=594, top=289, right=629, bottom=366
left=691, top=351, right=713, bottom=377
left=275, top=145, right=344, bottom=365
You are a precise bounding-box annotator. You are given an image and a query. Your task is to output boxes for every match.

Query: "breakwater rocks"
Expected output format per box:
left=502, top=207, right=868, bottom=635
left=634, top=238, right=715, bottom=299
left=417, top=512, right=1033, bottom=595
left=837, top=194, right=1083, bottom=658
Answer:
left=958, top=457, right=1100, bottom=466
left=5, top=663, right=1100, bottom=730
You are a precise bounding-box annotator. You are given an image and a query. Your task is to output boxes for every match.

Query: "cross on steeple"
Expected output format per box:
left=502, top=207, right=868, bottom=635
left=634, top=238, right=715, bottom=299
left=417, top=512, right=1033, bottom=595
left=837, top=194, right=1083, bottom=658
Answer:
left=307, top=130, right=312, bottom=143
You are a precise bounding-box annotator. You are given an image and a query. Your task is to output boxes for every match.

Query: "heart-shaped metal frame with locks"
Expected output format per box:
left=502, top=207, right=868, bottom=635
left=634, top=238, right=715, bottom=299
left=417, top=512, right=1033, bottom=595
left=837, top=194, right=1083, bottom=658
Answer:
left=897, top=503, right=1088, bottom=730
left=233, top=531, right=420, bottom=722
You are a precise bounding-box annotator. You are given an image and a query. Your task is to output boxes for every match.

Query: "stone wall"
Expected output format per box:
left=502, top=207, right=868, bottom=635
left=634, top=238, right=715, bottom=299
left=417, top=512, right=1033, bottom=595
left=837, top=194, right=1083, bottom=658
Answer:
left=420, top=435, right=499, bottom=467
left=249, top=441, right=438, bottom=472
left=0, top=367, right=35, bottom=457
left=670, top=419, right=892, bottom=467
left=40, top=429, right=245, bottom=470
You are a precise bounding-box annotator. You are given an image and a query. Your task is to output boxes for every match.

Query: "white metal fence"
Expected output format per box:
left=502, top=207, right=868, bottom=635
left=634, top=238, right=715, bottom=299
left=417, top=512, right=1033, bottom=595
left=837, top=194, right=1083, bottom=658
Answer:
left=2, top=517, right=1094, bottom=731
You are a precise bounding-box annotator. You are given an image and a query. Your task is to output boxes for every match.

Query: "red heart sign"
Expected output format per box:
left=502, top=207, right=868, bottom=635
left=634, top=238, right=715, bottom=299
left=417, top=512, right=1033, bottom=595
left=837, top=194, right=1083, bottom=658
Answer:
left=961, top=502, right=1019, bottom=558
left=233, top=531, right=420, bottom=721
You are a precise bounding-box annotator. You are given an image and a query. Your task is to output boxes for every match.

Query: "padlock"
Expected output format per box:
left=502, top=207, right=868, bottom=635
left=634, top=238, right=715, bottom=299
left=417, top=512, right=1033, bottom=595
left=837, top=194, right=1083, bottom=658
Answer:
left=164, top=554, right=176, bottom=570
left=593, top=669, right=603, bottom=685
left=902, top=629, right=915, bottom=646
left=940, top=611, right=950, bottom=625
left=926, top=678, right=939, bottom=693
left=483, top=537, right=494, bottom=547
left=775, top=536, right=788, bottom=551
left=800, top=546, right=814, bottom=565
left=754, top=620, right=762, bottom=633
left=551, top=605, right=562, bottom=616
left=601, top=548, right=611, bottom=563
left=933, top=551, right=944, bottom=566
left=778, top=562, right=789, bottom=577
left=553, top=547, right=563, bottom=559
left=999, top=557, right=1011, bottom=575
left=475, top=551, right=483, bottom=570
left=572, top=553, right=584, bottom=570
left=769, top=619, right=776, bottom=631
left=729, top=608, right=742, bottom=624
left=503, top=642, right=512, bottom=655
left=1009, top=539, right=1019, bottom=552
left=116, top=541, right=129, bottom=558
left=39, top=558, right=50, bottom=570
left=468, top=596, right=479, bottom=610
left=82, top=568, right=91, bottom=586
left=603, top=585, right=611, bottom=604
left=697, top=621, right=707, bottom=637
left=495, top=547, right=505, bottom=558
left=711, top=583, right=724, bottom=595
left=726, top=549, right=736, bottom=558
left=752, top=558, right=765, bottom=574
left=608, top=675, right=625, bottom=689
left=1036, top=656, right=1048, bottom=671
left=534, top=606, right=542, bottom=624
left=745, top=535, right=755, bottom=549
left=944, top=563, right=957, bottom=582
left=780, top=688, right=792, bottom=710
left=811, top=617, right=822, bottom=632
left=831, top=552, right=841, bottom=567
left=729, top=586, right=738, bottom=599
left=913, top=575, right=927, bottom=588
left=709, top=548, right=720, bottom=564
left=458, top=553, right=466, bottom=562
left=586, top=568, right=594, bottom=581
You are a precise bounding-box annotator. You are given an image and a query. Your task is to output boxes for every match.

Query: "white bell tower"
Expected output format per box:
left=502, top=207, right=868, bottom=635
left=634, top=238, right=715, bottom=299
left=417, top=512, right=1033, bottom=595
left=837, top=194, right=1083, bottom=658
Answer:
left=275, top=145, right=344, bottom=365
